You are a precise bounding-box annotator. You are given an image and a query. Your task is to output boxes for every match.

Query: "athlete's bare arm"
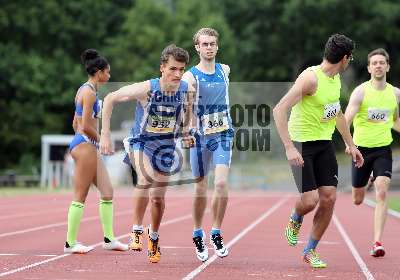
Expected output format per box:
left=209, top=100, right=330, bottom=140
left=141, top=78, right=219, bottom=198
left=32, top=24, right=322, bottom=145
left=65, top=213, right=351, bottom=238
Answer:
left=392, top=87, right=400, bottom=132
left=336, top=111, right=364, bottom=167
left=273, top=69, right=317, bottom=166
left=182, top=71, right=198, bottom=129
left=100, top=81, right=151, bottom=155
left=344, top=84, right=365, bottom=128
left=80, top=87, right=100, bottom=141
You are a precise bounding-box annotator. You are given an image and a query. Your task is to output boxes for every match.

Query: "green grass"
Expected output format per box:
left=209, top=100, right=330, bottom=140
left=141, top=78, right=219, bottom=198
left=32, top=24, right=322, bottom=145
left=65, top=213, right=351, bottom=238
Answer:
left=0, top=186, right=69, bottom=197
left=388, top=197, right=400, bottom=212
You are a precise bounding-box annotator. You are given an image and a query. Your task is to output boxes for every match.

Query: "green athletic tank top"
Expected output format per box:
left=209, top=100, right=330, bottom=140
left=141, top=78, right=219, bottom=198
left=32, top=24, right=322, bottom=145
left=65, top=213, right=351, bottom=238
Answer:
left=353, top=81, right=397, bottom=147
left=288, top=66, right=341, bottom=142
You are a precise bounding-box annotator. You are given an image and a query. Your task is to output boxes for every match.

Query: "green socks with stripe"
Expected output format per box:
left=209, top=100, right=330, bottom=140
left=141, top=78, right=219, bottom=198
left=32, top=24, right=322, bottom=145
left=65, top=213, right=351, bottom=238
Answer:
left=99, top=199, right=115, bottom=241
left=66, top=201, right=85, bottom=246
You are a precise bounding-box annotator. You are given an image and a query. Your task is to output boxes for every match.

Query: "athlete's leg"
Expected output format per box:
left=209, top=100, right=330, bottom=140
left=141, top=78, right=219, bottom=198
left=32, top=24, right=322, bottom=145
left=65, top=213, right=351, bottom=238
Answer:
left=351, top=148, right=372, bottom=205
left=310, top=186, right=336, bottom=241
left=131, top=150, right=153, bottom=227
left=92, top=154, right=128, bottom=250
left=191, top=143, right=211, bottom=230
left=65, top=143, right=96, bottom=252
left=295, top=190, right=319, bottom=216
left=373, top=176, right=390, bottom=242
left=352, top=186, right=366, bottom=205
left=149, top=170, right=169, bottom=234
left=193, top=177, right=208, bottom=229
left=71, top=143, right=96, bottom=203
left=211, top=164, right=229, bottom=229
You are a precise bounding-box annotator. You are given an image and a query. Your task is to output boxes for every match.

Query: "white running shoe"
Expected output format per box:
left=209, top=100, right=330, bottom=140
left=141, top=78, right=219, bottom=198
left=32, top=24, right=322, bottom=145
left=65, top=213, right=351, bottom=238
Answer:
left=64, top=242, right=94, bottom=254
left=102, top=239, right=129, bottom=251
left=193, top=231, right=209, bottom=262
left=210, top=233, right=229, bottom=258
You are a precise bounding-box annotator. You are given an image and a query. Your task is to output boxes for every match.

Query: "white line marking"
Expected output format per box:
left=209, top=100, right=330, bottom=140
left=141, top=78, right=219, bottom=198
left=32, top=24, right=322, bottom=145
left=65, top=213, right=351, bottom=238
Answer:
left=0, top=198, right=250, bottom=277
left=0, top=201, right=186, bottom=238
left=0, top=254, right=57, bottom=257
left=0, top=212, right=194, bottom=277
left=0, top=210, right=132, bottom=238
left=0, top=208, right=67, bottom=221
left=363, top=198, right=400, bottom=219
left=182, top=197, right=289, bottom=280
left=332, top=214, right=374, bottom=280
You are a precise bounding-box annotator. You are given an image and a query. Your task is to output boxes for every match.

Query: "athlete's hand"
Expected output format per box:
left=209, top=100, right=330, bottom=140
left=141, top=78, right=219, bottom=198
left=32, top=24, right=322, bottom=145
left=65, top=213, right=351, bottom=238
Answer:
left=345, top=144, right=351, bottom=155
left=181, top=135, right=195, bottom=149
left=99, top=132, right=114, bottom=155
left=286, top=146, right=304, bottom=167
left=348, top=145, right=364, bottom=168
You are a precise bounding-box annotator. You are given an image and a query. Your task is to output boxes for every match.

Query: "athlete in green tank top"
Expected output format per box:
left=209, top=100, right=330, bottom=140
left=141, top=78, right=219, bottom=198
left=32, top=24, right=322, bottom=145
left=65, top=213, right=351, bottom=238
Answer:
left=288, top=65, right=341, bottom=142
left=274, top=34, right=363, bottom=269
left=345, top=48, right=400, bottom=257
left=352, top=81, right=397, bottom=147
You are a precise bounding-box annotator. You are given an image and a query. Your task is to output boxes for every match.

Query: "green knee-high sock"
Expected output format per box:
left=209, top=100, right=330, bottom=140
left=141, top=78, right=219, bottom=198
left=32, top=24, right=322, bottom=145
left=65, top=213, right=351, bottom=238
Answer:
left=66, top=201, right=85, bottom=246
left=99, top=199, right=115, bottom=241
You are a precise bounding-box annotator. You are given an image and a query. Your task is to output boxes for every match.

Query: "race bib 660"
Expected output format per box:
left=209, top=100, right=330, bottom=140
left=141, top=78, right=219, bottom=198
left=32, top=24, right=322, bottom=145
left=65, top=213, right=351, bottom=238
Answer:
left=367, top=108, right=389, bottom=123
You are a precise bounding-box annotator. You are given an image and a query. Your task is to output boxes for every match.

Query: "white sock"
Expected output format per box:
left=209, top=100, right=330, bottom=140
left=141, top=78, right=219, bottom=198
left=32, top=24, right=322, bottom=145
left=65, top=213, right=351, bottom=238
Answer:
left=148, top=227, right=159, bottom=240
left=132, top=225, right=144, bottom=233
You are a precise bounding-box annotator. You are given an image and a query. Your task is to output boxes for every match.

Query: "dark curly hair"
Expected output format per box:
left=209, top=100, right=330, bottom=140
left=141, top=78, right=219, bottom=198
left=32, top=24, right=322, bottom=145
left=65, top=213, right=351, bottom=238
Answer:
left=80, top=49, right=109, bottom=76
left=324, top=34, right=355, bottom=64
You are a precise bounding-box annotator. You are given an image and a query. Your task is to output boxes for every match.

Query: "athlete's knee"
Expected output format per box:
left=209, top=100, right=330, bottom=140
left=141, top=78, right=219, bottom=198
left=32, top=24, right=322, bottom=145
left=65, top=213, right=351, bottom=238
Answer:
left=301, top=192, right=319, bottom=211
left=303, top=198, right=319, bottom=211
left=214, top=179, right=228, bottom=192
left=150, top=196, right=165, bottom=207
left=353, top=196, right=363, bottom=205
left=319, top=192, right=336, bottom=208
left=376, top=189, right=387, bottom=202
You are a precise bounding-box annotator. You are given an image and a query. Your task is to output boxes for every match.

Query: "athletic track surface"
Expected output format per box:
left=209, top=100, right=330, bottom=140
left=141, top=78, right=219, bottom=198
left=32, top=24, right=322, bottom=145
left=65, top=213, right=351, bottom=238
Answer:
left=0, top=189, right=399, bottom=279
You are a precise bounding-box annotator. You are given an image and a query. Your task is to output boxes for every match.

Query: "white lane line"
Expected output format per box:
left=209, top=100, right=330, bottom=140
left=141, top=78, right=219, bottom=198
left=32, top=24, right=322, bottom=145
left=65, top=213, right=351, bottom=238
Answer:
left=0, top=254, right=57, bottom=257
left=332, top=214, right=375, bottom=280
left=0, top=212, right=194, bottom=277
left=0, top=200, right=185, bottom=238
left=0, top=210, right=132, bottom=238
left=0, top=198, right=248, bottom=277
left=0, top=208, right=68, bottom=221
left=182, top=197, right=289, bottom=280
left=363, top=198, right=400, bottom=219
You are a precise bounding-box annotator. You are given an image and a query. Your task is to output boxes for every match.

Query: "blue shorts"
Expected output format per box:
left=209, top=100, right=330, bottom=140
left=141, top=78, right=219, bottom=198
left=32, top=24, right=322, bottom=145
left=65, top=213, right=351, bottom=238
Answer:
left=69, top=133, right=98, bottom=151
left=123, top=136, right=182, bottom=175
left=190, top=131, right=233, bottom=177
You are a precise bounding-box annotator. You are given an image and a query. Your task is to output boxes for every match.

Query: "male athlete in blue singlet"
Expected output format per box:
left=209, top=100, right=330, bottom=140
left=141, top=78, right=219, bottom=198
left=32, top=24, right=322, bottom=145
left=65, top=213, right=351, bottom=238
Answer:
left=182, top=28, right=233, bottom=262
left=100, top=44, right=195, bottom=263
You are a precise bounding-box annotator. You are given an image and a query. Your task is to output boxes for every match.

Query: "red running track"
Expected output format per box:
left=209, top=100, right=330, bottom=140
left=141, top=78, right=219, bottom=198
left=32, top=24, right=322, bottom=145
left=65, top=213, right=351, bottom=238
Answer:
left=0, top=189, right=399, bottom=279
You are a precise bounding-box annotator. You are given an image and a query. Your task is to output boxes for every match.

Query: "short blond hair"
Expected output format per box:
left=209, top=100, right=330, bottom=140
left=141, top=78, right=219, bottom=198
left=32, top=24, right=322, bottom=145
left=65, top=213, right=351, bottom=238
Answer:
left=193, top=28, right=219, bottom=45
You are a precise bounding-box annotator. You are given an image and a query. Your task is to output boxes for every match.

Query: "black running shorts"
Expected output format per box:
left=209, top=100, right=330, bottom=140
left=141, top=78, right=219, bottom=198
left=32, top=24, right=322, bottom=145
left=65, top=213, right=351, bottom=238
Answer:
left=291, top=140, right=338, bottom=193
left=352, top=145, right=392, bottom=188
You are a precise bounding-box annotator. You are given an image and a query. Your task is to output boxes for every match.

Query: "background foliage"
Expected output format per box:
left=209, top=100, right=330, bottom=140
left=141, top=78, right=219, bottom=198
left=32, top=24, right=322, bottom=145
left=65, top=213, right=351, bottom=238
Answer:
left=2, top=0, right=400, bottom=172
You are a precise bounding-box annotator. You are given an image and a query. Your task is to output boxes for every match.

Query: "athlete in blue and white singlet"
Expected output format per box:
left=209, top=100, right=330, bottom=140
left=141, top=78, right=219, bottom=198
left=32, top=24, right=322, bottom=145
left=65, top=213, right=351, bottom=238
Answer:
left=189, top=63, right=233, bottom=177
left=183, top=28, right=232, bottom=262
left=127, top=78, right=188, bottom=173
left=100, top=45, right=194, bottom=263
